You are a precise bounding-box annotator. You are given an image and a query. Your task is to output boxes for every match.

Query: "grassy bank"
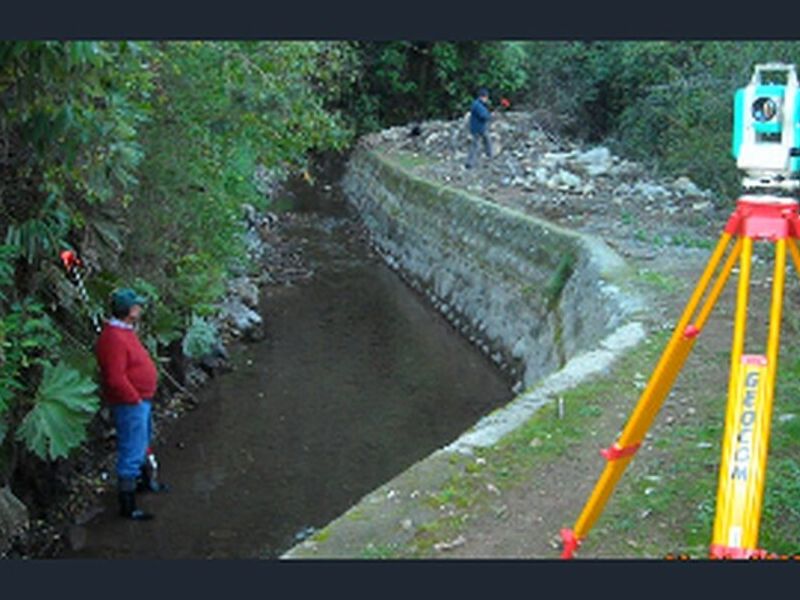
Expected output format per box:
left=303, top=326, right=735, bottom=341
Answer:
left=365, top=320, right=800, bottom=559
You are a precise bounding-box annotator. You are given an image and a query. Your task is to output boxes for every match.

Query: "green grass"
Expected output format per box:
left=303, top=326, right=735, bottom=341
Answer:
left=360, top=543, right=401, bottom=559
left=346, top=508, right=367, bottom=522
left=636, top=269, right=684, bottom=293
left=669, top=231, right=714, bottom=250
left=391, top=151, right=430, bottom=171
left=594, top=348, right=800, bottom=558
left=397, top=333, right=669, bottom=557
left=310, top=527, right=332, bottom=543
left=394, top=330, right=800, bottom=558
left=631, top=228, right=714, bottom=250
left=621, top=211, right=633, bottom=226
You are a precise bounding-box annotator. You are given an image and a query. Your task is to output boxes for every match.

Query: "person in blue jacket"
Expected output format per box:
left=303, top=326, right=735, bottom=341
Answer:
left=465, top=87, right=492, bottom=169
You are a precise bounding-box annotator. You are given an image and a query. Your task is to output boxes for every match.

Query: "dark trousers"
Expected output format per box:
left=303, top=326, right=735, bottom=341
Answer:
left=466, top=131, right=492, bottom=168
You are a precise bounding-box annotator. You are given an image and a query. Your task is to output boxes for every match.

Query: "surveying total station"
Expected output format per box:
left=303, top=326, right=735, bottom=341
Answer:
left=560, top=63, right=800, bottom=559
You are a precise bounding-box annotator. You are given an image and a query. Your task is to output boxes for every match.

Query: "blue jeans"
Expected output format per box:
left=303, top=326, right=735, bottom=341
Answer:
left=112, top=400, right=152, bottom=490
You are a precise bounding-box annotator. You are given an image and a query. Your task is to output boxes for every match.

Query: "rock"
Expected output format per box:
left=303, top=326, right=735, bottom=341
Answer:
left=243, top=229, right=265, bottom=260
left=609, top=159, right=643, bottom=177
left=0, top=486, right=29, bottom=554
left=434, top=535, right=466, bottom=552
left=575, top=146, right=613, bottom=177
left=549, top=169, right=583, bottom=191
left=632, top=181, right=671, bottom=200
left=540, top=151, right=576, bottom=169
left=217, top=298, right=263, bottom=339
left=672, top=176, right=705, bottom=197
left=533, top=167, right=550, bottom=185
left=198, top=341, right=230, bottom=375
left=241, top=203, right=259, bottom=228
left=227, top=276, right=260, bottom=309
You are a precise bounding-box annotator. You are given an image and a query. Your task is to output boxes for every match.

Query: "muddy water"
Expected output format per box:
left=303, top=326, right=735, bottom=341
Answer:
left=63, top=174, right=512, bottom=559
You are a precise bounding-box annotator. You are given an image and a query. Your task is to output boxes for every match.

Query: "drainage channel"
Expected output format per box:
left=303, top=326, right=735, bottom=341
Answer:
left=61, top=167, right=513, bottom=558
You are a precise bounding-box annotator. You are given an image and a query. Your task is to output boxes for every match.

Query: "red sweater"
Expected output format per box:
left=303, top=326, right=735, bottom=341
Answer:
left=95, top=321, right=158, bottom=405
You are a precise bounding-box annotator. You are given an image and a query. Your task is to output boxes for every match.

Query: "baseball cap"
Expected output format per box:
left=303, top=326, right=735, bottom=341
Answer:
left=110, top=288, right=148, bottom=316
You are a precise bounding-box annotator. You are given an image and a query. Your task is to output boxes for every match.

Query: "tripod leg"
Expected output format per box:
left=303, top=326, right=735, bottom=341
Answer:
left=786, top=237, right=800, bottom=279
left=710, top=238, right=785, bottom=558
left=561, top=232, right=738, bottom=558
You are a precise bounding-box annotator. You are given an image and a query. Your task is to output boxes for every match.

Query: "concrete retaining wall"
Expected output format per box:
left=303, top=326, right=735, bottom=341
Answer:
left=342, top=148, right=637, bottom=389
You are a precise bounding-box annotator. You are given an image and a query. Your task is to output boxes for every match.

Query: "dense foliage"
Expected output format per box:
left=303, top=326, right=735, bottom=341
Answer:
left=0, top=41, right=353, bottom=487
left=337, top=42, right=530, bottom=130
left=2, top=39, right=800, bottom=511
left=522, top=41, right=800, bottom=196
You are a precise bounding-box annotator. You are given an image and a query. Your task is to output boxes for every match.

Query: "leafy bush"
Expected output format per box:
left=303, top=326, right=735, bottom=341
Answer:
left=14, top=361, right=99, bottom=460
left=0, top=303, right=98, bottom=468
left=0, top=300, right=62, bottom=418
left=181, top=315, right=219, bottom=360
left=338, top=41, right=530, bottom=131
left=124, top=42, right=353, bottom=321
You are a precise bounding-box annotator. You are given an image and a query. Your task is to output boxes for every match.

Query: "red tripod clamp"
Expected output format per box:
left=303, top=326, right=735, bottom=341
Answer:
left=600, top=442, right=641, bottom=461
left=709, top=544, right=773, bottom=560
left=560, top=528, right=581, bottom=559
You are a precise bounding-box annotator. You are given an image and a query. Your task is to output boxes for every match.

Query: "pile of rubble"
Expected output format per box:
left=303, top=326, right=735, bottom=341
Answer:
left=363, top=111, right=727, bottom=258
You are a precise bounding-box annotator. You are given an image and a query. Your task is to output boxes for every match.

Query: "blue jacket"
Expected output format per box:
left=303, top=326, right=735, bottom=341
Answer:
left=469, top=98, right=491, bottom=134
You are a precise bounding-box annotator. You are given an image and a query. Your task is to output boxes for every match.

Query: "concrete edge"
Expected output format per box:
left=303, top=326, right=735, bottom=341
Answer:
left=443, top=321, right=646, bottom=454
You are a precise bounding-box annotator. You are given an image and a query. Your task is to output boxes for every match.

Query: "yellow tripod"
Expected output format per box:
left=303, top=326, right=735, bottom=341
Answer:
left=560, top=194, right=800, bottom=559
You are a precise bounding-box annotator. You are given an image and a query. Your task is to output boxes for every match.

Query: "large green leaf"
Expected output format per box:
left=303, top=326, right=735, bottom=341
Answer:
left=15, top=361, right=100, bottom=460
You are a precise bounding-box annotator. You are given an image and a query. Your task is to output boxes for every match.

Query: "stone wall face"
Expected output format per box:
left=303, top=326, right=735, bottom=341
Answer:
left=342, top=149, right=635, bottom=389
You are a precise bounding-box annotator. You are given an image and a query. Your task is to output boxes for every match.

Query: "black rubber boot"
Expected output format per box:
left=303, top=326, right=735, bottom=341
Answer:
left=118, top=490, right=154, bottom=520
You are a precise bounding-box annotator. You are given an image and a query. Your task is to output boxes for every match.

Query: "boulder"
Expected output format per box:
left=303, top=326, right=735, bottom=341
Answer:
left=575, top=146, right=613, bottom=177
left=198, top=341, right=231, bottom=376
left=548, top=169, right=583, bottom=191
left=241, top=203, right=259, bottom=228
left=533, top=167, right=550, bottom=185
left=632, top=181, right=672, bottom=200
left=227, top=276, right=260, bottom=309
left=540, top=151, right=576, bottom=169
left=217, top=298, right=263, bottom=340
left=672, top=176, right=706, bottom=198
left=243, top=229, right=265, bottom=261
left=0, top=486, right=28, bottom=554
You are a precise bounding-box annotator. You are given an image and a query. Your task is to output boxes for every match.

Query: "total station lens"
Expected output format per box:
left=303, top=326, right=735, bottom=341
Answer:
left=752, top=97, right=778, bottom=122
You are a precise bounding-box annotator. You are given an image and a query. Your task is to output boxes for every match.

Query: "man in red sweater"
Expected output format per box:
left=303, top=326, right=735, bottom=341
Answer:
left=96, top=288, right=167, bottom=521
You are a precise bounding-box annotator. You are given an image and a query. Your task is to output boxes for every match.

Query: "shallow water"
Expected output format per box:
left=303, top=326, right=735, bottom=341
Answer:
left=63, top=172, right=512, bottom=558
